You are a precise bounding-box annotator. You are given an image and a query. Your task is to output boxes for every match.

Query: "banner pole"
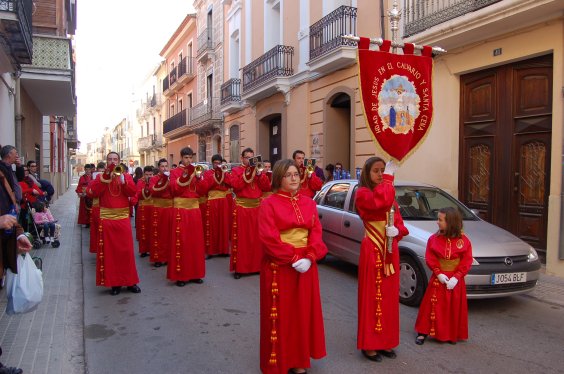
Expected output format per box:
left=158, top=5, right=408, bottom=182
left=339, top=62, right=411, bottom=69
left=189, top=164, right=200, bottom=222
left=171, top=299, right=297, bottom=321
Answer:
left=389, top=0, right=401, bottom=54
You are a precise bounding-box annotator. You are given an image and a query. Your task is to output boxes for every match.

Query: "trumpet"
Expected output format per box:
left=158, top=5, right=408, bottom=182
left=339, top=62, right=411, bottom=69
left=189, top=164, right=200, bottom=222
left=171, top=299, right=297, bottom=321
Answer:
left=195, top=165, right=204, bottom=178
left=220, top=164, right=231, bottom=173
left=306, top=164, right=314, bottom=176
left=256, top=162, right=265, bottom=173
left=113, top=165, right=124, bottom=176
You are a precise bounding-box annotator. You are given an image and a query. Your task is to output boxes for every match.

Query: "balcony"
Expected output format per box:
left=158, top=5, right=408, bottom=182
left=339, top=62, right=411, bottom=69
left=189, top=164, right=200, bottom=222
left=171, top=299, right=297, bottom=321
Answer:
left=189, top=97, right=222, bottom=133
left=147, top=93, right=162, bottom=114
left=220, top=78, right=244, bottom=114
left=196, top=28, right=214, bottom=62
left=66, top=118, right=79, bottom=149
left=20, top=36, right=76, bottom=116
left=163, top=76, right=169, bottom=94
left=163, top=109, right=189, bottom=137
left=138, top=135, right=153, bottom=151
left=0, top=0, right=33, bottom=69
left=166, top=57, right=196, bottom=94
left=307, top=5, right=357, bottom=74
left=241, top=45, right=294, bottom=103
left=402, top=0, right=562, bottom=50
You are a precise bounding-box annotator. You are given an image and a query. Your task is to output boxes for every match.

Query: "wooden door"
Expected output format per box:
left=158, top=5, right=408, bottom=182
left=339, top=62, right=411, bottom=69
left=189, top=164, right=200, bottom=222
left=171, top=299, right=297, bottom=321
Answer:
left=460, top=55, right=552, bottom=256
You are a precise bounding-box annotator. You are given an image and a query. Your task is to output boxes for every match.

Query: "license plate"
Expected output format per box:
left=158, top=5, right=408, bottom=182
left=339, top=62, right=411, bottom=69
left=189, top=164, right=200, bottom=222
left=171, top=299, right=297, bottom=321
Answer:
left=491, top=272, right=526, bottom=285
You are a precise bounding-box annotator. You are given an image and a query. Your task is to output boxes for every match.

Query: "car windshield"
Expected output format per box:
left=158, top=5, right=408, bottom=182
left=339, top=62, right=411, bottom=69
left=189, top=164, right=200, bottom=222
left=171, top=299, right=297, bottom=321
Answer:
left=395, top=186, right=477, bottom=221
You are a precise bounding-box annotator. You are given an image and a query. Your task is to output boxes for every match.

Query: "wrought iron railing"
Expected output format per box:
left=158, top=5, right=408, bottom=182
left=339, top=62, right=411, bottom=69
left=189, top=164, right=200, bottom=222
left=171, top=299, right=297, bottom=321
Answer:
left=221, top=79, right=241, bottom=105
left=197, top=28, right=213, bottom=56
left=169, top=66, right=178, bottom=86
left=309, top=5, right=357, bottom=61
left=149, top=93, right=161, bottom=108
left=190, top=97, right=222, bottom=125
left=0, top=0, right=33, bottom=63
left=152, top=133, right=164, bottom=147
left=163, top=109, right=188, bottom=134
left=163, top=76, right=169, bottom=92
left=177, top=57, right=195, bottom=78
left=403, top=0, right=502, bottom=37
left=242, top=45, right=294, bottom=93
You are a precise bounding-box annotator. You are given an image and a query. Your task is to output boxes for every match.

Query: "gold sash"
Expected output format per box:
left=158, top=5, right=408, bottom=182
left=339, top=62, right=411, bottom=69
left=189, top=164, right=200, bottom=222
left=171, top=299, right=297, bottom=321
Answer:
left=235, top=197, right=261, bottom=208
left=173, top=197, right=199, bottom=210
left=208, top=190, right=230, bottom=200
left=364, top=220, right=395, bottom=276
left=138, top=199, right=152, bottom=207
left=92, top=198, right=99, bottom=207
left=100, top=207, right=129, bottom=220
left=439, top=258, right=460, bottom=271
left=198, top=196, right=208, bottom=204
left=279, top=228, right=308, bottom=248
left=152, top=198, right=173, bottom=208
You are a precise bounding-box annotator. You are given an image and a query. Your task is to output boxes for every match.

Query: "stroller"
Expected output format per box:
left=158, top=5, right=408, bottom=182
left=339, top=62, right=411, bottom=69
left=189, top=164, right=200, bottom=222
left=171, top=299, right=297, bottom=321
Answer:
left=26, top=201, right=61, bottom=249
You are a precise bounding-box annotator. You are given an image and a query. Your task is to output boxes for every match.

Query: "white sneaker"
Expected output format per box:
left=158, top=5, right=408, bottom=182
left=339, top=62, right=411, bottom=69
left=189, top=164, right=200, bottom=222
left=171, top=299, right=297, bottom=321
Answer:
left=45, top=237, right=51, bottom=243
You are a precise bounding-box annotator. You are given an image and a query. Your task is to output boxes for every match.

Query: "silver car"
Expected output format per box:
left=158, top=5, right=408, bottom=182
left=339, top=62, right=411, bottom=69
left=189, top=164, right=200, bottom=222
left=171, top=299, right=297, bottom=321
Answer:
left=315, top=180, right=541, bottom=306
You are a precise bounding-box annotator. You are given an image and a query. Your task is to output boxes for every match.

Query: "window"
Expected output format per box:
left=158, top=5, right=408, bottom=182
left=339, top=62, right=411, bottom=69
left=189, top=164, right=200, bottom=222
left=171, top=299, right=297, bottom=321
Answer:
left=322, top=183, right=349, bottom=210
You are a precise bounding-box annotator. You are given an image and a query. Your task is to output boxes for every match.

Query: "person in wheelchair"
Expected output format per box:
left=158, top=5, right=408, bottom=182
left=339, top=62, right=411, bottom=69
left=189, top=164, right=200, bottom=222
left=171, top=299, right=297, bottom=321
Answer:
left=32, top=201, right=57, bottom=244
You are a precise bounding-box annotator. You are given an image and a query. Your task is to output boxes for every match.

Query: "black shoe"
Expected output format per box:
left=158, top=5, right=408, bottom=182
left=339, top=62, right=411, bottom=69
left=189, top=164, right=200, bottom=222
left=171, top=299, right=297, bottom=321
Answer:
left=361, top=350, right=382, bottom=362
left=140, top=252, right=149, bottom=258
left=110, top=287, right=121, bottom=296
left=378, top=349, right=397, bottom=359
left=0, top=366, right=23, bottom=374
left=415, top=334, right=427, bottom=345
left=205, top=255, right=212, bottom=260
left=448, top=340, right=457, bottom=345
left=190, top=279, right=204, bottom=284
left=154, top=262, right=162, bottom=267
left=288, top=369, right=307, bottom=374
left=85, top=224, right=90, bottom=228
left=176, top=281, right=186, bottom=287
left=127, top=285, right=141, bottom=293
left=233, top=272, right=241, bottom=279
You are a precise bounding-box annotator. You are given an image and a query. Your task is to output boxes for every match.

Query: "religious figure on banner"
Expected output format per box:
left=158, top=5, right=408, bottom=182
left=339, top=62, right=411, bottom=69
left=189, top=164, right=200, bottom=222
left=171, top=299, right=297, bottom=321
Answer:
left=379, top=77, right=420, bottom=135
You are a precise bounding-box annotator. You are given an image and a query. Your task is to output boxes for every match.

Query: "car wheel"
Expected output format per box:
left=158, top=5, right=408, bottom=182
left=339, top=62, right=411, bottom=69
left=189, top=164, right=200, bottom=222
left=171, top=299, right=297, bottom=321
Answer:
left=399, top=254, right=427, bottom=307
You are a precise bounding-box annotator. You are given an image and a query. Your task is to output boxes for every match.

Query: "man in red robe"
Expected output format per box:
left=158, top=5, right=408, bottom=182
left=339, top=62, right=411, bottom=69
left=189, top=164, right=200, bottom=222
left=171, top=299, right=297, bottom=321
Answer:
left=225, top=148, right=271, bottom=278
left=292, top=150, right=323, bottom=198
left=148, top=159, right=173, bottom=267
left=132, top=166, right=153, bottom=258
left=198, top=154, right=231, bottom=257
left=169, top=147, right=205, bottom=286
left=86, top=162, right=105, bottom=253
left=76, top=163, right=92, bottom=227
left=88, top=152, right=140, bottom=296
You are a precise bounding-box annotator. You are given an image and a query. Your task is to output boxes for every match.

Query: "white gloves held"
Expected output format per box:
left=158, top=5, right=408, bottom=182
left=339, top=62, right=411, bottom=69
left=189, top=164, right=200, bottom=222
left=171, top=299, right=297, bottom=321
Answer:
left=446, top=277, right=459, bottom=290
left=437, top=273, right=449, bottom=284
left=119, top=174, right=125, bottom=184
left=383, top=160, right=398, bottom=176
left=292, top=258, right=312, bottom=273
left=386, top=226, right=399, bottom=238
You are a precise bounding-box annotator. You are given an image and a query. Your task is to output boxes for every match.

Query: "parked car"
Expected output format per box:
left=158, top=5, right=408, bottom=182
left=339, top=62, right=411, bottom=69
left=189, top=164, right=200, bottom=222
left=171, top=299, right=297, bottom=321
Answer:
left=314, top=180, right=541, bottom=306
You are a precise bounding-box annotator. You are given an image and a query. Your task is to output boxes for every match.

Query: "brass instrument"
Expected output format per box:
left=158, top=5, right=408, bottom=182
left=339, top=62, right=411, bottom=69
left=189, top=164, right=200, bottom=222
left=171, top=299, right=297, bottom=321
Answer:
left=220, top=164, right=231, bottom=173
left=256, top=162, right=265, bottom=173
left=249, top=155, right=263, bottom=172
left=113, top=165, right=124, bottom=176
left=195, top=165, right=204, bottom=178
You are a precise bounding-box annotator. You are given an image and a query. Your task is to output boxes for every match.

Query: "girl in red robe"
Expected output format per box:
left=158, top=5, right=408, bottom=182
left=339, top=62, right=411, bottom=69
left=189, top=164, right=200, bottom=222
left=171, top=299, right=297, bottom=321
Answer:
left=75, top=165, right=92, bottom=225
left=355, top=157, right=408, bottom=362
left=258, top=159, right=327, bottom=374
left=414, top=206, right=473, bottom=344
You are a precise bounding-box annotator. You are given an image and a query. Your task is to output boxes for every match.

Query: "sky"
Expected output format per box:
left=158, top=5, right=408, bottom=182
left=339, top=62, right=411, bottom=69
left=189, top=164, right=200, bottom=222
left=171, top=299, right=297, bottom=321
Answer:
left=75, top=0, right=195, bottom=152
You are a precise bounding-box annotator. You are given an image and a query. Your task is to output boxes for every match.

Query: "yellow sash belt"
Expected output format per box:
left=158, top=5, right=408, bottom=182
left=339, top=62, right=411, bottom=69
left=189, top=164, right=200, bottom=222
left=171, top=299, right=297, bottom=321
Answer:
left=208, top=190, right=230, bottom=200
left=173, top=197, right=199, bottom=210
left=152, top=198, right=173, bottom=208
left=235, top=197, right=261, bottom=208
left=280, top=228, right=308, bottom=248
left=92, top=198, right=99, bottom=207
left=138, top=199, right=152, bottom=207
left=439, top=258, right=460, bottom=271
left=364, top=220, right=395, bottom=276
left=100, top=207, right=129, bottom=220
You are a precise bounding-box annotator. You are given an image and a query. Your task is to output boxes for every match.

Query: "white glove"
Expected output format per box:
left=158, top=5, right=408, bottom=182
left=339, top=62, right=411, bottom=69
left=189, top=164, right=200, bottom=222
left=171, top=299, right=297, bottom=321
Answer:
left=119, top=174, right=125, bottom=184
left=437, top=274, right=449, bottom=284
left=383, top=160, right=398, bottom=176
left=164, top=171, right=170, bottom=177
left=292, top=258, right=312, bottom=273
left=386, top=226, right=399, bottom=238
left=446, top=277, right=459, bottom=290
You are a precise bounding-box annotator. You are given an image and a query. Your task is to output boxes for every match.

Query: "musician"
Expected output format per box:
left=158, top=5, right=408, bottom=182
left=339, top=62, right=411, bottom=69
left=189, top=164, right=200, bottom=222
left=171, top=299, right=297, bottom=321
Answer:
left=260, top=160, right=273, bottom=200
left=88, top=152, right=140, bottom=296
left=76, top=163, right=92, bottom=227
left=169, top=147, right=205, bottom=286
left=132, top=166, right=154, bottom=258
left=225, top=148, right=271, bottom=279
left=148, top=158, right=173, bottom=267
left=258, top=159, right=327, bottom=374
left=198, top=154, right=232, bottom=258
left=354, top=157, right=407, bottom=361
left=292, top=150, right=323, bottom=199
left=87, top=162, right=105, bottom=253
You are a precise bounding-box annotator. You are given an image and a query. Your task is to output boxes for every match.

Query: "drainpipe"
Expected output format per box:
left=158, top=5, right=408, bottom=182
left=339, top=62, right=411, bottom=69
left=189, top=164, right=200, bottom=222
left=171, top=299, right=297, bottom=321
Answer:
left=560, top=149, right=564, bottom=260
left=380, top=0, right=386, bottom=40
left=14, top=69, right=22, bottom=151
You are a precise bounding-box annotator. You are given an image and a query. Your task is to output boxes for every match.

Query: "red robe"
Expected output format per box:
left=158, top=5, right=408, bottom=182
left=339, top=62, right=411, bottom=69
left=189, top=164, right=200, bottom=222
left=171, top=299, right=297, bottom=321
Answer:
left=297, top=169, right=323, bottom=198
left=415, top=233, right=473, bottom=342
left=168, top=165, right=206, bottom=281
left=88, top=173, right=139, bottom=287
left=226, top=166, right=271, bottom=274
left=76, top=174, right=91, bottom=224
left=148, top=173, right=173, bottom=264
left=258, top=192, right=327, bottom=374
left=355, top=174, right=408, bottom=350
left=198, top=168, right=232, bottom=256
left=133, top=178, right=153, bottom=255
left=86, top=178, right=99, bottom=253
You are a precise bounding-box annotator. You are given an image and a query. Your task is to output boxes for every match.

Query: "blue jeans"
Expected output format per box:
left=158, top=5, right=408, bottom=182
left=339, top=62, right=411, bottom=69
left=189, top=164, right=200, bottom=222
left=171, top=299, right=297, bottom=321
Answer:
left=42, top=222, right=55, bottom=237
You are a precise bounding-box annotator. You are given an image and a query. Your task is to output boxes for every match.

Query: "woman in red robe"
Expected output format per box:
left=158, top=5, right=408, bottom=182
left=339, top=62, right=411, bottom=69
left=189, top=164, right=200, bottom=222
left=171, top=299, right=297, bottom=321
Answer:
left=258, top=159, right=327, bottom=374
left=414, top=206, right=473, bottom=344
left=355, top=157, right=408, bottom=362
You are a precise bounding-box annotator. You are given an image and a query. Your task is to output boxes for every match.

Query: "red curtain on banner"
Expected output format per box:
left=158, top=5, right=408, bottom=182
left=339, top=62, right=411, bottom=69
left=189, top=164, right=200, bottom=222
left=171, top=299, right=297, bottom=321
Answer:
left=357, top=37, right=434, bottom=162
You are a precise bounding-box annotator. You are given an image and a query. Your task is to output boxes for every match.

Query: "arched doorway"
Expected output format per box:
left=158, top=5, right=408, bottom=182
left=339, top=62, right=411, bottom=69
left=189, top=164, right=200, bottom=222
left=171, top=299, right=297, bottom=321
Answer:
left=212, top=134, right=222, bottom=157
left=325, top=93, right=352, bottom=171
left=229, top=124, right=240, bottom=163
left=258, top=114, right=282, bottom=165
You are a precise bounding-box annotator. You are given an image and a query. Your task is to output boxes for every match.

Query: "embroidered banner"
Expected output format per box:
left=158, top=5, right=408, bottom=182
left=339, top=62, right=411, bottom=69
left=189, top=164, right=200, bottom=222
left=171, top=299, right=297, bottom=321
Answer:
left=357, top=38, right=434, bottom=162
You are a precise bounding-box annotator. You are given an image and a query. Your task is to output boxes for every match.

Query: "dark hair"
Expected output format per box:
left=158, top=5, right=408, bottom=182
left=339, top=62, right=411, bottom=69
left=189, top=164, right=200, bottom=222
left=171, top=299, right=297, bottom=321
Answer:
left=97, top=162, right=106, bottom=170
left=34, top=201, right=45, bottom=212
left=271, top=159, right=297, bottom=192
left=158, top=158, right=168, bottom=167
left=26, top=160, right=36, bottom=167
left=0, top=145, right=16, bottom=159
left=106, top=152, right=120, bottom=161
left=325, top=163, right=335, bottom=173
left=143, top=165, right=153, bottom=173
left=241, top=148, right=254, bottom=157
left=211, top=154, right=222, bottom=163
left=335, top=162, right=343, bottom=168
left=439, top=207, right=463, bottom=238
left=180, top=147, right=194, bottom=156
left=84, top=163, right=92, bottom=169
left=171, top=164, right=178, bottom=168
left=221, top=158, right=227, bottom=163
left=263, top=159, right=270, bottom=164
left=358, top=157, right=385, bottom=190
left=292, top=150, right=305, bottom=159
left=134, top=167, right=143, bottom=178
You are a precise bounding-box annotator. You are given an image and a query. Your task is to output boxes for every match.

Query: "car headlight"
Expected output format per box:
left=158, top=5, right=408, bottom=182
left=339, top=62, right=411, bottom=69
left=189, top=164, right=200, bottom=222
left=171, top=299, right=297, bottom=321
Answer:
left=527, top=247, right=539, bottom=262
left=471, top=257, right=479, bottom=266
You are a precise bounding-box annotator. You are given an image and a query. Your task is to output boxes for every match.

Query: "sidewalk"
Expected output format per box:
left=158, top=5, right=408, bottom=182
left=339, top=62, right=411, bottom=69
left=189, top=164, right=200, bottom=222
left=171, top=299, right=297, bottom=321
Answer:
left=0, top=183, right=563, bottom=373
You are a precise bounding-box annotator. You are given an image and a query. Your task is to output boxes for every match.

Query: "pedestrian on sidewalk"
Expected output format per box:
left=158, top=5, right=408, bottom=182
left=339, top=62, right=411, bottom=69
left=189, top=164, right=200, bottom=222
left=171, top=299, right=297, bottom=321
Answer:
left=87, top=152, right=140, bottom=296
